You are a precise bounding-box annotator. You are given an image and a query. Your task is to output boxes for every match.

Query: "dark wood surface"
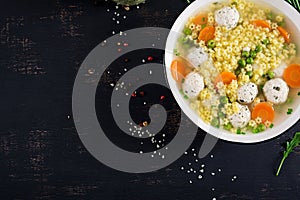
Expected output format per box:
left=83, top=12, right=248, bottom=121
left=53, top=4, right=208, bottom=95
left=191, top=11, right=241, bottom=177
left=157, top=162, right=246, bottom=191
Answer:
left=1, top=0, right=300, bottom=199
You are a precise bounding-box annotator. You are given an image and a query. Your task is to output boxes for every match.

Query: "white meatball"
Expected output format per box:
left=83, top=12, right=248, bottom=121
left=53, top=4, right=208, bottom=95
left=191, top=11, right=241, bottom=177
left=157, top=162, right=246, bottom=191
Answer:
left=229, top=104, right=251, bottom=128
left=263, top=78, right=289, bottom=104
left=186, top=47, right=208, bottom=68
left=237, top=82, right=258, bottom=104
left=273, top=62, right=287, bottom=78
left=215, top=6, right=240, bottom=29
left=182, top=72, right=204, bottom=98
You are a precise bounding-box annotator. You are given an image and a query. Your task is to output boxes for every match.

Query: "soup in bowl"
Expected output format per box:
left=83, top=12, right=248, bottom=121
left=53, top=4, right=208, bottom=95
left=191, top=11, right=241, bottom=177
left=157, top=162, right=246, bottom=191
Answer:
left=165, top=0, right=300, bottom=143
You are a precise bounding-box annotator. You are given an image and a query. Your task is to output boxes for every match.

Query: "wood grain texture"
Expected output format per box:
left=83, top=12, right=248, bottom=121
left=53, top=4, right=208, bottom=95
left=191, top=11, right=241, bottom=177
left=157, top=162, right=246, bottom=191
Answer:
left=0, top=0, right=300, bottom=199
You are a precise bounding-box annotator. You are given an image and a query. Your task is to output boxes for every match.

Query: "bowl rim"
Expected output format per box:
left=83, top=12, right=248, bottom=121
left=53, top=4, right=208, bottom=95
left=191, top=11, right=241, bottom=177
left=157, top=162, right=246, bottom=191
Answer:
left=164, top=0, right=300, bottom=143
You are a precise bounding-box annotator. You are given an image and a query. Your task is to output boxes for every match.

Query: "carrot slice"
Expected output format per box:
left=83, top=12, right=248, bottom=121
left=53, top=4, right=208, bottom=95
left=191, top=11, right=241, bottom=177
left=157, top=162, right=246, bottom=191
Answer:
left=198, top=26, right=215, bottom=43
left=170, top=60, right=186, bottom=82
left=283, top=64, right=300, bottom=88
left=251, top=20, right=271, bottom=29
left=192, top=14, right=208, bottom=25
left=214, top=71, right=237, bottom=85
left=277, top=26, right=290, bottom=43
left=252, top=102, right=275, bottom=123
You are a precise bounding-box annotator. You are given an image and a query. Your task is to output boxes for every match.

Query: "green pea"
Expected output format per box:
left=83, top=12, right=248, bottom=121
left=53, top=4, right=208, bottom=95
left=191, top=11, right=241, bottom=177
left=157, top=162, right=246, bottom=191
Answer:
left=238, top=59, right=246, bottom=67
left=278, top=21, right=285, bottom=27
left=255, top=45, right=262, bottom=53
left=211, top=118, right=220, bottom=128
left=183, top=28, right=192, bottom=35
left=257, top=124, right=266, bottom=132
left=242, top=51, right=250, bottom=57
left=252, top=128, right=259, bottom=134
left=235, top=67, right=241, bottom=76
left=224, top=123, right=233, bottom=131
left=266, top=12, right=274, bottom=20
left=267, top=71, right=275, bottom=79
left=179, top=36, right=188, bottom=43
left=262, top=38, right=270, bottom=45
left=250, top=50, right=257, bottom=58
left=246, top=71, right=253, bottom=78
left=218, top=112, right=225, bottom=119
left=246, top=57, right=254, bottom=64
left=220, top=96, right=229, bottom=104
left=207, top=40, right=216, bottom=49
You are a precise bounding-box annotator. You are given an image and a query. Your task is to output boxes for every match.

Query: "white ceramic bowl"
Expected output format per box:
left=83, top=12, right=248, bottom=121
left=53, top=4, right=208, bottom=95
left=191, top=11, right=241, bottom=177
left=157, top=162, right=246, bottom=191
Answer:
left=165, top=0, right=300, bottom=143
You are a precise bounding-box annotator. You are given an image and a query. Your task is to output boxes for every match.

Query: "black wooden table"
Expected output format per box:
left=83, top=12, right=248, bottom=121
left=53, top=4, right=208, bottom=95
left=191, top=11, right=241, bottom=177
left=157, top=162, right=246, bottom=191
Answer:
left=1, top=0, right=300, bottom=199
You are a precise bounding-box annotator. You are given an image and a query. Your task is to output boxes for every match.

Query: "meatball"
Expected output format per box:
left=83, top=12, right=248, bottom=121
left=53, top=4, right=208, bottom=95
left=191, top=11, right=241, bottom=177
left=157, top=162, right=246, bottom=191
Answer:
left=237, top=82, right=258, bottom=104
left=263, top=78, right=289, bottom=104
left=215, top=6, right=240, bottom=29
left=182, top=72, right=204, bottom=98
left=186, top=47, right=208, bottom=68
left=229, top=104, right=251, bottom=128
